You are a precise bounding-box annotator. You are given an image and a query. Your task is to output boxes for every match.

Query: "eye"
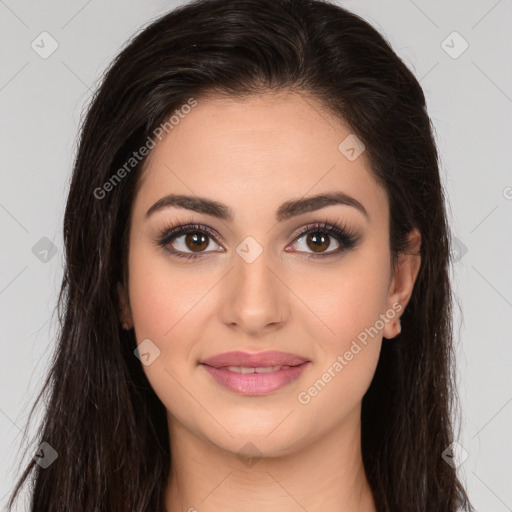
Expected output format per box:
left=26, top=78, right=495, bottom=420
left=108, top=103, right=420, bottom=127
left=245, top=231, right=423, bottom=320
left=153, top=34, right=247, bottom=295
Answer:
left=287, top=221, right=359, bottom=259
left=156, top=222, right=223, bottom=260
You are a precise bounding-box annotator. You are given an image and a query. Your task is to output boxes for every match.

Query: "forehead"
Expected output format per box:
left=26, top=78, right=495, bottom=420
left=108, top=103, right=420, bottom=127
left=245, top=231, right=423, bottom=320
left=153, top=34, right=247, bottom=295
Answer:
left=134, top=92, right=388, bottom=225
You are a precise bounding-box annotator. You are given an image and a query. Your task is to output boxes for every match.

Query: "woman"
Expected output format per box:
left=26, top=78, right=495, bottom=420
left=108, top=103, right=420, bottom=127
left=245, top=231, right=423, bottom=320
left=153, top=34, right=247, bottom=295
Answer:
left=7, top=0, right=474, bottom=510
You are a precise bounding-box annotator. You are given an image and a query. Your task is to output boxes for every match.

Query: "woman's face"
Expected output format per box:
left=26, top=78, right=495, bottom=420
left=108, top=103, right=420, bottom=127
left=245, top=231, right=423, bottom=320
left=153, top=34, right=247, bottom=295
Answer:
left=119, top=91, right=419, bottom=457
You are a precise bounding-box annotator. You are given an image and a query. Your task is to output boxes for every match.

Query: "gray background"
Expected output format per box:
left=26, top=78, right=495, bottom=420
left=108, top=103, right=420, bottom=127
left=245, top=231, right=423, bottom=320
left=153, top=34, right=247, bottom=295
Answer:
left=1, top=0, right=511, bottom=510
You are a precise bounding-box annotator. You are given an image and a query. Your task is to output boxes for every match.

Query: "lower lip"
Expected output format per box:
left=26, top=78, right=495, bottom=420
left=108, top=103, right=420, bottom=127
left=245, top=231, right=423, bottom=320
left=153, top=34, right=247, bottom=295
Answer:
left=201, top=362, right=311, bottom=396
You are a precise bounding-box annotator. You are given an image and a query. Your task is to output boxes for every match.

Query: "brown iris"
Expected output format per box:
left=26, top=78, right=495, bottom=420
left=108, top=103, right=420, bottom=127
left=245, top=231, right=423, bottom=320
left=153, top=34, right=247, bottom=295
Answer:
left=185, top=232, right=209, bottom=252
left=306, top=232, right=330, bottom=252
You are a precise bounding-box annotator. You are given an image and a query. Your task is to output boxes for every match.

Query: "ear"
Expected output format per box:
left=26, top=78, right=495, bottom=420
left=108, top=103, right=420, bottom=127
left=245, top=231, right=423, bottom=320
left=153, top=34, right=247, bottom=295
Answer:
left=382, top=227, right=421, bottom=340
left=117, top=281, right=133, bottom=330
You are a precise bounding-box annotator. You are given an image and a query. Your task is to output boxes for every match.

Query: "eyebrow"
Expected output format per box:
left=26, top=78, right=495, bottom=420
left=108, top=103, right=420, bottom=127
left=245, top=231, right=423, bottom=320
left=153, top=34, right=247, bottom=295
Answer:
left=145, top=192, right=369, bottom=222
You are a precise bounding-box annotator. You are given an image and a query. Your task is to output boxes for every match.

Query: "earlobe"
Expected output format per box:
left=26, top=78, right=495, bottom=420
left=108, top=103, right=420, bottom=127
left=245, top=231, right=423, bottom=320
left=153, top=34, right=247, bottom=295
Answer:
left=117, top=281, right=133, bottom=330
left=383, top=228, right=421, bottom=340
left=383, top=316, right=401, bottom=340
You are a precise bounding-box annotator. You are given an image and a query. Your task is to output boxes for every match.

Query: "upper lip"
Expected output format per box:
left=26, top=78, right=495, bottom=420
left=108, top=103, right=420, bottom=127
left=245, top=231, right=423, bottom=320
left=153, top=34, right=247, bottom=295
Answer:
left=201, top=350, right=309, bottom=368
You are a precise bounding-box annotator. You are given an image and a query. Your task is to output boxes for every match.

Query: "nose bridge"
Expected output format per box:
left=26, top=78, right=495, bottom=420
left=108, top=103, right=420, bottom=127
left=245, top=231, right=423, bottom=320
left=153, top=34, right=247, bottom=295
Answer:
left=236, top=250, right=275, bottom=298
left=220, top=241, right=287, bottom=332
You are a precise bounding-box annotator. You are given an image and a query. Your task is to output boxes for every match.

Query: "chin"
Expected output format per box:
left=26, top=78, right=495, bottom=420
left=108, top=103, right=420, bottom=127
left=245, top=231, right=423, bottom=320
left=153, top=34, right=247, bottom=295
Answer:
left=199, top=419, right=311, bottom=461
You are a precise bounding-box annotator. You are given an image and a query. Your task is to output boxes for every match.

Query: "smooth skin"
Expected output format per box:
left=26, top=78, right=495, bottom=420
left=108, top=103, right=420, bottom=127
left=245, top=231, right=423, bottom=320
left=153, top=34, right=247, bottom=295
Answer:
left=118, top=91, right=421, bottom=512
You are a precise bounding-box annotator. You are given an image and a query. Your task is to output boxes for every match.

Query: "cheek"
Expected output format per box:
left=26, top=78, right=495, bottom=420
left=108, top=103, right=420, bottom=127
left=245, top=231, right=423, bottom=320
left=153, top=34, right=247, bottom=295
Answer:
left=127, top=240, right=211, bottom=343
left=126, top=244, right=212, bottom=418
left=296, top=245, right=391, bottom=349
left=126, top=242, right=214, bottom=406
left=292, top=248, right=390, bottom=407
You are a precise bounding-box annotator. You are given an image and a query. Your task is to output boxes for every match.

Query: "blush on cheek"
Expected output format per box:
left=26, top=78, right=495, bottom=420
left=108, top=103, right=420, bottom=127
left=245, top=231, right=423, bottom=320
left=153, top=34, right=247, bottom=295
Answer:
left=311, top=287, right=387, bottom=392
left=128, top=253, right=209, bottom=339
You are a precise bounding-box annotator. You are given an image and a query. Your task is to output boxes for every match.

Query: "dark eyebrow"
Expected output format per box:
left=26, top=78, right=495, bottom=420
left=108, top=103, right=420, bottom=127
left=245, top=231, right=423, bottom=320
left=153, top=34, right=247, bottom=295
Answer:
left=145, top=192, right=369, bottom=222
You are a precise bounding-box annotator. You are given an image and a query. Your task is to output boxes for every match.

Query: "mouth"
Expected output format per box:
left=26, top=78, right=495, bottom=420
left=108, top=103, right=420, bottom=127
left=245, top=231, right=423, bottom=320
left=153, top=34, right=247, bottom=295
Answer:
left=200, top=350, right=311, bottom=396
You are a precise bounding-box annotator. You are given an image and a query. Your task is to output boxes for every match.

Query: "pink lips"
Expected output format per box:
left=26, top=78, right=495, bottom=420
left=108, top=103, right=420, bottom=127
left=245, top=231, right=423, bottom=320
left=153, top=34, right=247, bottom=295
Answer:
left=200, top=350, right=311, bottom=396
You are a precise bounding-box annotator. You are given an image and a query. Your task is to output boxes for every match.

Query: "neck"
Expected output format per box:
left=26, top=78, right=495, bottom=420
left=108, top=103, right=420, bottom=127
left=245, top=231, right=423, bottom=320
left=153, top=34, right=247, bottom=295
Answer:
left=164, top=405, right=377, bottom=512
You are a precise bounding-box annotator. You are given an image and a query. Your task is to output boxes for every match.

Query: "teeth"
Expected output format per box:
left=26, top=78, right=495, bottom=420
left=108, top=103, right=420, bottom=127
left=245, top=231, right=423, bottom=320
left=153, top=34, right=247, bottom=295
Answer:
left=223, top=364, right=291, bottom=373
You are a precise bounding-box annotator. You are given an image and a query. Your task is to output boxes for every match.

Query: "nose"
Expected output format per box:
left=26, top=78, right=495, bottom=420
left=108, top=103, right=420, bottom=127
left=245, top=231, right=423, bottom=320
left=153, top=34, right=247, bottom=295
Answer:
left=219, top=251, right=289, bottom=337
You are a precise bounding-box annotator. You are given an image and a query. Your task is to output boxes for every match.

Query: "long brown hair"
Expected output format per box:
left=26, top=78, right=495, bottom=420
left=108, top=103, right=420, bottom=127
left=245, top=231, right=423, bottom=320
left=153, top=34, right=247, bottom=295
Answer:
left=7, top=0, right=474, bottom=510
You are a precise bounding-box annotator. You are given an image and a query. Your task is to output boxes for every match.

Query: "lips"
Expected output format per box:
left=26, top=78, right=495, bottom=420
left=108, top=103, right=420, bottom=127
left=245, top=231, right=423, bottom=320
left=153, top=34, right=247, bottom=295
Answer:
left=201, top=350, right=309, bottom=369
left=200, top=350, right=311, bottom=396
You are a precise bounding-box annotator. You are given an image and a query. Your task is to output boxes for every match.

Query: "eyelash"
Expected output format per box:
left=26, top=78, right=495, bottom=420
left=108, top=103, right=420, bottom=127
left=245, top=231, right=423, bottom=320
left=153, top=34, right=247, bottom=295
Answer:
left=154, top=217, right=360, bottom=261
